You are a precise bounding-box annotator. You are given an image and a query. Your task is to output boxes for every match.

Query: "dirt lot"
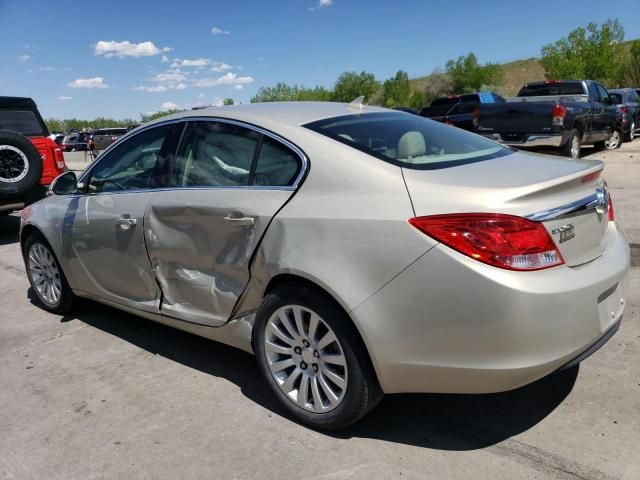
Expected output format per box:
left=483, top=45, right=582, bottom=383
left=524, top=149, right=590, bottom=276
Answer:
left=1, top=143, right=639, bottom=480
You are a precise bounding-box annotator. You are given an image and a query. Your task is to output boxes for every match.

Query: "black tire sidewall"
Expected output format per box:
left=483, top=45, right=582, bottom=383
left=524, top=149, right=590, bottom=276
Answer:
left=562, top=129, right=580, bottom=159
left=254, top=284, right=381, bottom=430
left=23, top=233, right=75, bottom=313
left=0, top=130, right=43, bottom=199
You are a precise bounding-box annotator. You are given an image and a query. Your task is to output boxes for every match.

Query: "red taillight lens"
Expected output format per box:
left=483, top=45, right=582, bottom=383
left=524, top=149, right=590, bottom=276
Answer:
left=620, top=106, right=628, bottom=114
left=608, top=195, right=614, bottom=222
left=409, top=213, right=564, bottom=271
left=472, top=106, right=479, bottom=127
left=552, top=104, right=567, bottom=126
left=53, top=147, right=65, bottom=170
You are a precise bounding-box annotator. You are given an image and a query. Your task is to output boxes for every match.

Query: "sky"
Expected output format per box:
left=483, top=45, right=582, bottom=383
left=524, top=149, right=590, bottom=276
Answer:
left=1, top=0, right=639, bottom=120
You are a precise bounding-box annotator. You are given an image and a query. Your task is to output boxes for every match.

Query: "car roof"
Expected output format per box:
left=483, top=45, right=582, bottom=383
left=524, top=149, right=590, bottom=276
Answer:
left=144, top=102, right=390, bottom=130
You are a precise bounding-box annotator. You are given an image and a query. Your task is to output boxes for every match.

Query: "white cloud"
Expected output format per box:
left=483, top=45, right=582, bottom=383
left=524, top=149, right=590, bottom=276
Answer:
left=175, top=83, right=187, bottom=90
left=19, top=54, right=31, bottom=62
left=161, top=55, right=169, bottom=63
left=197, top=93, right=206, bottom=99
left=57, top=96, right=72, bottom=100
left=152, top=72, right=186, bottom=83
left=134, top=85, right=168, bottom=93
left=211, top=62, right=232, bottom=72
left=94, top=40, right=171, bottom=58
left=193, top=72, right=254, bottom=88
left=160, top=101, right=179, bottom=111
left=211, top=26, right=230, bottom=35
left=67, top=77, right=109, bottom=89
left=234, top=85, right=244, bottom=90
left=174, top=57, right=210, bottom=67
left=310, top=0, right=333, bottom=10
left=38, top=66, right=55, bottom=71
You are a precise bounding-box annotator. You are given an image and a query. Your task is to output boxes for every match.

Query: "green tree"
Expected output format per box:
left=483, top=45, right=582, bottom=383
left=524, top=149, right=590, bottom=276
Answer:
left=622, top=40, right=640, bottom=86
left=332, top=71, right=379, bottom=103
left=223, top=98, right=234, bottom=105
left=445, top=53, right=503, bottom=93
left=251, top=83, right=301, bottom=102
left=540, top=19, right=626, bottom=85
left=140, top=110, right=181, bottom=123
left=296, top=86, right=333, bottom=101
left=409, top=91, right=428, bottom=110
left=381, top=70, right=411, bottom=108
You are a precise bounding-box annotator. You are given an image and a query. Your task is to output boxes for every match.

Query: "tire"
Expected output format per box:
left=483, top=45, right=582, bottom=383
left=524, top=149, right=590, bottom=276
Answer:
left=23, top=233, right=77, bottom=314
left=560, top=129, right=581, bottom=159
left=603, top=129, right=622, bottom=150
left=254, top=283, right=383, bottom=430
left=0, top=130, right=43, bottom=199
left=624, top=120, right=635, bottom=142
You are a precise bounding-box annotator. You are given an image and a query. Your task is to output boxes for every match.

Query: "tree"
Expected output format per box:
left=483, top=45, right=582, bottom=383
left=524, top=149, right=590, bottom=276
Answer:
left=409, top=91, right=428, bottom=110
left=540, top=19, right=626, bottom=86
left=332, top=71, right=379, bottom=103
left=296, top=86, right=333, bottom=101
left=622, top=40, right=640, bottom=86
left=140, top=110, right=181, bottom=123
left=422, top=72, right=454, bottom=103
left=381, top=70, right=411, bottom=108
left=445, top=53, right=503, bottom=93
left=223, top=98, right=234, bottom=105
left=251, top=83, right=300, bottom=102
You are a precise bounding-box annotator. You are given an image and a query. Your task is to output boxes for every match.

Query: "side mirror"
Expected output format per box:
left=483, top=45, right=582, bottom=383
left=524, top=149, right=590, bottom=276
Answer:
left=49, top=171, right=78, bottom=196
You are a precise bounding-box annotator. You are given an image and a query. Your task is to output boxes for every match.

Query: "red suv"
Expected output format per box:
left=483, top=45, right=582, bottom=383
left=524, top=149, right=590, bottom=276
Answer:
left=0, top=97, right=66, bottom=214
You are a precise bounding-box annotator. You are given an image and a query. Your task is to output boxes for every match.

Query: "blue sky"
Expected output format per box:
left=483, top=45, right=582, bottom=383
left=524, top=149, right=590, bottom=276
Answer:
left=1, top=0, right=639, bottom=120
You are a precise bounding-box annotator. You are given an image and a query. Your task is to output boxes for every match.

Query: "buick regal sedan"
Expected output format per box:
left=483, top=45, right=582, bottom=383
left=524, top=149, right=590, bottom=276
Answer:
left=20, top=102, right=630, bottom=429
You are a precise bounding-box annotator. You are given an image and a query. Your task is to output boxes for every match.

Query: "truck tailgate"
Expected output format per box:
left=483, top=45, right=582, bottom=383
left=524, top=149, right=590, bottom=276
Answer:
left=478, top=102, right=553, bottom=134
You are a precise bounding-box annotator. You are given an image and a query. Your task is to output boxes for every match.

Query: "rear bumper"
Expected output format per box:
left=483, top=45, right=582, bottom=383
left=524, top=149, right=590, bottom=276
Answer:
left=352, top=221, right=630, bottom=394
left=481, top=133, right=564, bottom=148
left=0, top=185, right=47, bottom=213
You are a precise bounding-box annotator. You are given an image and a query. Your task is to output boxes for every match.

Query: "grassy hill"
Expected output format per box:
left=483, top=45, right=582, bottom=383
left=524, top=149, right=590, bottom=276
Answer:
left=409, top=38, right=638, bottom=97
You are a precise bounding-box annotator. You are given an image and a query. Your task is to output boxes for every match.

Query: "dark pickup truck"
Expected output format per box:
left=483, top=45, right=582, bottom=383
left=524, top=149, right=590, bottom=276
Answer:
left=477, top=80, right=619, bottom=158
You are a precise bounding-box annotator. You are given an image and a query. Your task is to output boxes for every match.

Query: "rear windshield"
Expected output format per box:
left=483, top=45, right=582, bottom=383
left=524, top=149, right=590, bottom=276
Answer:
left=518, top=82, right=585, bottom=97
left=304, top=112, right=512, bottom=170
left=0, top=109, right=46, bottom=136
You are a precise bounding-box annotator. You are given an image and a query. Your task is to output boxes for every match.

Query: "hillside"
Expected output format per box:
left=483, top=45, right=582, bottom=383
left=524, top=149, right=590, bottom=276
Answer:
left=409, top=38, right=638, bottom=97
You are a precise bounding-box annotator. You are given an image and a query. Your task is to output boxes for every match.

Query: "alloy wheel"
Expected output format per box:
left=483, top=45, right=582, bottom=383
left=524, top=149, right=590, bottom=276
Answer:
left=0, top=145, right=29, bottom=183
left=28, top=243, right=62, bottom=306
left=605, top=130, right=621, bottom=150
left=570, top=135, right=580, bottom=158
left=264, top=305, right=348, bottom=413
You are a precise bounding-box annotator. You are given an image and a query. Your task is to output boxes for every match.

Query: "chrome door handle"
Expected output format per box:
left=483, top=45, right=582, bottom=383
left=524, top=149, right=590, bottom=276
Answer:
left=223, top=215, right=254, bottom=226
left=117, top=217, right=137, bottom=231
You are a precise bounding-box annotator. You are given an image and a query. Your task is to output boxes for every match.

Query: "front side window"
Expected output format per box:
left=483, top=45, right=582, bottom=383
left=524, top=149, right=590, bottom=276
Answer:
left=87, top=124, right=172, bottom=193
left=171, top=121, right=260, bottom=187
left=596, top=84, right=610, bottom=104
left=305, top=112, right=512, bottom=170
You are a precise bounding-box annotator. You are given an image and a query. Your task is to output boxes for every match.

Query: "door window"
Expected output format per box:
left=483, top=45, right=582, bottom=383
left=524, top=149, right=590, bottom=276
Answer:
left=171, top=121, right=260, bottom=187
left=253, top=135, right=301, bottom=186
left=87, top=124, right=173, bottom=193
left=595, top=84, right=610, bottom=104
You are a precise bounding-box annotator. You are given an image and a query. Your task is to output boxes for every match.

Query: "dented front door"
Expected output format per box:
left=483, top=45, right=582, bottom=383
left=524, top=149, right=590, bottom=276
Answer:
left=145, top=189, right=292, bottom=326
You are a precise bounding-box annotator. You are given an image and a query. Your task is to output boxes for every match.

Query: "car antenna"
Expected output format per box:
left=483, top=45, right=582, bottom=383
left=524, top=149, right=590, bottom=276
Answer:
left=348, top=96, right=366, bottom=111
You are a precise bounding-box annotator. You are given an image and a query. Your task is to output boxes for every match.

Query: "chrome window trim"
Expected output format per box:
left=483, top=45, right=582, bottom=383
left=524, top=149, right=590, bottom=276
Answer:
left=78, top=115, right=309, bottom=191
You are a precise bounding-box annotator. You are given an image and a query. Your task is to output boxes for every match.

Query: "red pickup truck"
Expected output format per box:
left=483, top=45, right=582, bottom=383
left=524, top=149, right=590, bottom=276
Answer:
left=0, top=97, right=66, bottom=214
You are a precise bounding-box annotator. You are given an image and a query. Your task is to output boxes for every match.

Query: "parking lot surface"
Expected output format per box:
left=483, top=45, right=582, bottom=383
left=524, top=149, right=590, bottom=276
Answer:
left=1, top=144, right=639, bottom=479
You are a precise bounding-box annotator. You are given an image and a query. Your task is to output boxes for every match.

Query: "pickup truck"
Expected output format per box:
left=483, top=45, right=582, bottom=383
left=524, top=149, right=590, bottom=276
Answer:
left=0, top=96, right=66, bottom=214
left=419, top=92, right=505, bottom=132
left=476, top=80, right=619, bottom=158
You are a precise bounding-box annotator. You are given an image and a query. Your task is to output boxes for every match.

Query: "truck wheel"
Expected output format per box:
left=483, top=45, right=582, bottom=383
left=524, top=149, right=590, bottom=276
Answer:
left=603, top=129, right=622, bottom=150
left=561, top=129, right=581, bottom=159
left=0, top=130, right=43, bottom=199
left=624, top=121, right=635, bottom=142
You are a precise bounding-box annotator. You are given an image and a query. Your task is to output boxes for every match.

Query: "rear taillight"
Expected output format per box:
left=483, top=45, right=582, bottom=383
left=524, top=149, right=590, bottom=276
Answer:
left=472, top=106, right=479, bottom=128
left=620, top=106, right=628, bottom=114
left=552, top=104, right=567, bottom=127
left=608, top=195, right=614, bottom=222
left=53, top=147, right=65, bottom=170
left=409, top=213, right=564, bottom=271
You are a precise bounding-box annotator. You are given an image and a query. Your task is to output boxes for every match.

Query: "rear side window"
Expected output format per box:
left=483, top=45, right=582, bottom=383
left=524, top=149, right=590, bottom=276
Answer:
left=0, top=110, right=46, bottom=136
left=171, top=121, right=260, bottom=187
left=518, top=82, right=585, bottom=97
left=253, top=136, right=301, bottom=186
left=610, top=93, right=623, bottom=104
left=305, top=112, right=512, bottom=170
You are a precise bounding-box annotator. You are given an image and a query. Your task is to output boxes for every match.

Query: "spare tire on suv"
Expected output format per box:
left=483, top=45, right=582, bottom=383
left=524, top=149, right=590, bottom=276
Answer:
left=0, top=130, right=43, bottom=199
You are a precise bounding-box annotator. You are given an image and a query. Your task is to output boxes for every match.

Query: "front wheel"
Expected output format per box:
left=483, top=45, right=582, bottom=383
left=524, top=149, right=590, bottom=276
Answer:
left=24, top=234, right=77, bottom=313
left=604, top=129, right=622, bottom=150
left=254, top=284, right=382, bottom=430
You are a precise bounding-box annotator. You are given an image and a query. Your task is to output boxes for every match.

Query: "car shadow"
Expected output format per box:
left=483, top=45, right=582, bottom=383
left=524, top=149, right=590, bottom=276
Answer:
left=36, top=294, right=578, bottom=451
left=0, top=214, right=20, bottom=246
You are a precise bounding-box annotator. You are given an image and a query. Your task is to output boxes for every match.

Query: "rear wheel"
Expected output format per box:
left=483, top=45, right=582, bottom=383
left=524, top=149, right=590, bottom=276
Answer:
left=560, top=129, right=581, bottom=159
left=624, top=121, right=635, bottom=142
left=254, top=284, right=382, bottom=430
left=24, top=233, right=77, bottom=313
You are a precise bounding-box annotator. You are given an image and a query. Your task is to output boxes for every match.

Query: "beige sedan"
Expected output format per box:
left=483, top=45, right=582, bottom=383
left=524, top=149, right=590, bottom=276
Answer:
left=20, top=102, right=630, bottom=429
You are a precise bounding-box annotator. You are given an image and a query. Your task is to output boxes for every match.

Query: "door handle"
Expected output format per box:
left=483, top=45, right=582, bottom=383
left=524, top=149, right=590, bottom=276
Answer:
left=223, top=214, right=255, bottom=226
left=116, top=216, right=137, bottom=231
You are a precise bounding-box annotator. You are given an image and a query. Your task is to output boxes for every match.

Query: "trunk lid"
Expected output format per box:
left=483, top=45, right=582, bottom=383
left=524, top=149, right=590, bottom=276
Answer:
left=402, top=150, right=608, bottom=267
